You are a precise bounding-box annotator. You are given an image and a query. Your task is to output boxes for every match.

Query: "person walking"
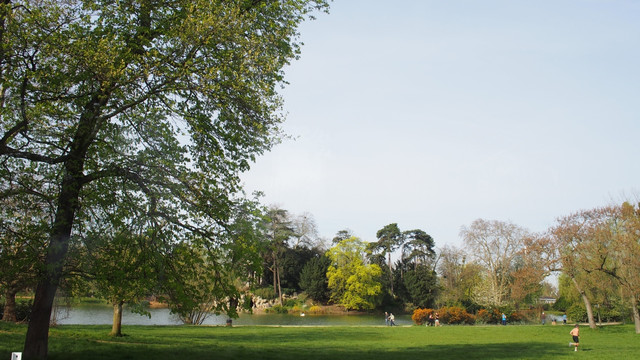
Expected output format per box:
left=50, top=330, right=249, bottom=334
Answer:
left=569, top=324, right=580, bottom=351
left=389, top=313, right=396, bottom=326
left=541, top=312, right=546, bottom=325
left=501, top=313, right=507, bottom=326
left=562, top=313, right=567, bottom=325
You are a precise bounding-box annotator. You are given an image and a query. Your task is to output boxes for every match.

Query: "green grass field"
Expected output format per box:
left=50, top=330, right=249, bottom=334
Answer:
left=1, top=322, right=638, bottom=359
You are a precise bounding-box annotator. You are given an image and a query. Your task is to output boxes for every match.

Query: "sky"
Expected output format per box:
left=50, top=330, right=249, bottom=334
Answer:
left=241, top=0, right=640, bottom=249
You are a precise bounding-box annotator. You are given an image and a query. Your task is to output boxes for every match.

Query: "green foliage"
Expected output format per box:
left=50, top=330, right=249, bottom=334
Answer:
left=161, top=240, right=250, bottom=325
left=373, top=223, right=403, bottom=295
left=279, top=247, right=320, bottom=292
left=299, top=255, right=331, bottom=302
left=403, top=265, right=438, bottom=309
left=553, top=296, right=572, bottom=312
left=252, top=287, right=277, bottom=301
left=1, top=0, right=330, bottom=355
left=402, top=229, right=436, bottom=264
left=0, top=299, right=33, bottom=322
left=81, top=232, right=158, bottom=315
left=567, top=303, right=588, bottom=323
left=326, top=237, right=382, bottom=310
left=264, top=305, right=289, bottom=314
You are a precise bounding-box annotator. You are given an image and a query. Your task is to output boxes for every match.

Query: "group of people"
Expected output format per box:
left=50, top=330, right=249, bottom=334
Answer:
left=426, top=312, right=440, bottom=326
left=384, top=312, right=396, bottom=326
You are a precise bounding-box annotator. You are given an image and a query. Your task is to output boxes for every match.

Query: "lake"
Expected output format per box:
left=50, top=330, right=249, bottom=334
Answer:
left=55, top=306, right=412, bottom=326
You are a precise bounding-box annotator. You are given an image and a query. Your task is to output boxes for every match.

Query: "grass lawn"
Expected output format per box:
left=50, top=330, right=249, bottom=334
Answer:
left=1, top=322, right=639, bottom=359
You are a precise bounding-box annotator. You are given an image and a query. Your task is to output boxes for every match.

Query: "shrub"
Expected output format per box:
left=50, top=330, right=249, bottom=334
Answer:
left=411, top=308, right=434, bottom=325
left=438, top=306, right=475, bottom=325
left=509, top=311, right=525, bottom=323
left=553, top=296, right=572, bottom=312
left=567, top=304, right=587, bottom=323
left=475, top=308, right=494, bottom=324
left=264, top=305, right=289, bottom=314
left=252, top=287, right=276, bottom=300
left=308, top=305, right=324, bottom=314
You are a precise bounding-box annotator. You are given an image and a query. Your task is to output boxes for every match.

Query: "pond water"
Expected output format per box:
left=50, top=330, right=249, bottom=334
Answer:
left=55, top=306, right=412, bottom=326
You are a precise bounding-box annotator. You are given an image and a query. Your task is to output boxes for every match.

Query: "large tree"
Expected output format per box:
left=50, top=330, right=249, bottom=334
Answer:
left=402, top=229, right=436, bottom=268
left=81, top=231, right=160, bottom=336
left=616, top=202, right=640, bottom=333
left=549, top=208, right=615, bottom=329
left=299, top=254, right=331, bottom=302
left=460, top=219, right=528, bottom=307
left=264, top=207, right=295, bottom=305
left=0, top=1, right=328, bottom=358
left=374, top=223, right=403, bottom=297
left=326, top=236, right=382, bottom=310
left=437, top=245, right=482, bottom=309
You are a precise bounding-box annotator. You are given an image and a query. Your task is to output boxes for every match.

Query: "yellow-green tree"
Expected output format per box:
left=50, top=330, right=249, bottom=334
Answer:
left=326, top=237, right=382, bottom=310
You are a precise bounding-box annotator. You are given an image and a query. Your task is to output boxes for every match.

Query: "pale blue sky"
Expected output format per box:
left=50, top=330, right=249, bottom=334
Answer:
left=241, top=0, right=640, bottom=248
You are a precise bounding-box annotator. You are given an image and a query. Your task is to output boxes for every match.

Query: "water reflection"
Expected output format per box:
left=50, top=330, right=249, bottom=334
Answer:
left=56, top=306, right=411, bottom=326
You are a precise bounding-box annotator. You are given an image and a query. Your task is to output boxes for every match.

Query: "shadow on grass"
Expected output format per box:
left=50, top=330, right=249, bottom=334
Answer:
left=43, top=328, right=569, bottom=360
left=47, top=342, right=569, bottom=360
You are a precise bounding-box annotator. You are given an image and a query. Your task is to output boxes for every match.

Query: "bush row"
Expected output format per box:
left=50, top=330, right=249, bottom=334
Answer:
left=412, top=306, right=541, bottom=325
left=411, top=307, right=475, bottom=325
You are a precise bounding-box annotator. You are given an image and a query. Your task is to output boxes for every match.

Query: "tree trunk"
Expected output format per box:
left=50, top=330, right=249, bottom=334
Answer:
left=388, top=252, right=394, bottom=297
left=631, top=295, right=640, bottom=334
left=571, top=276, right=596, bottom=329
left=110, top=301, right=124, bottom=337
left=23, top=156, right=87, bottom=359
left=22, top=270, right=61, bottom=360
left=2, top=287, right=18, bottom=322
left=272, top=258, right=277, bottom=295
left=277, top=264, right=283, bottom=306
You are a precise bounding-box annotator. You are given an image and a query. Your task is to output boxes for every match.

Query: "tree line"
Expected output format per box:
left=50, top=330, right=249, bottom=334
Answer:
left=248, top=202, right=640, bottom=336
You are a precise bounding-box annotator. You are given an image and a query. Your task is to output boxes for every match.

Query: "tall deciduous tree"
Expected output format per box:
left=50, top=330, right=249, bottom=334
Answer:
left=616, top=202, right=640, bottom=333
left=326, top=236, right=382, bottom=310
left=0, top=1, right=328, bottom=358
left=460, top=219, right=528, bottom=307
left=291, top=212, right=320, bottom=249
left=437, top=245, right=482, bottom=309
left=550, top=208, right=616, bottom=329
left=81, top=230, right=160, bottom=336
left=509, top=233, right=549, bottom=307
left=265, top=207, right=295, bottom=305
